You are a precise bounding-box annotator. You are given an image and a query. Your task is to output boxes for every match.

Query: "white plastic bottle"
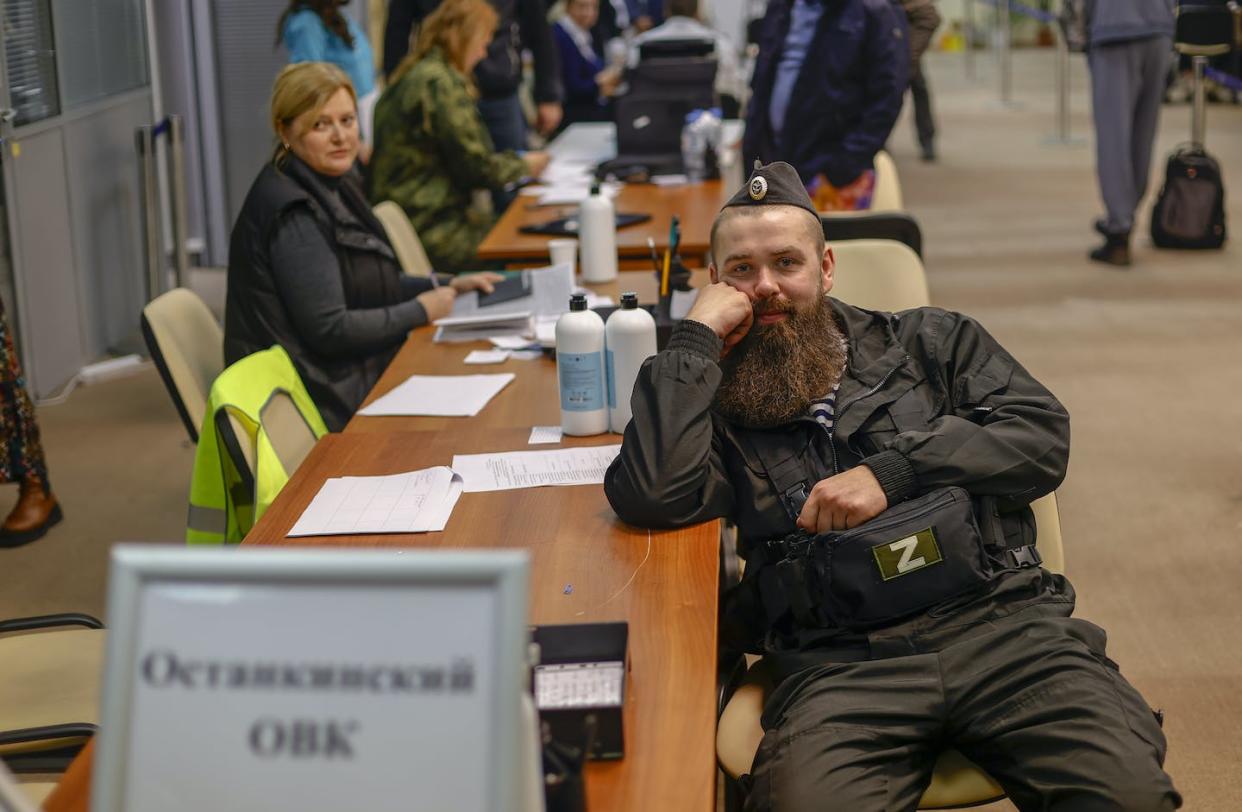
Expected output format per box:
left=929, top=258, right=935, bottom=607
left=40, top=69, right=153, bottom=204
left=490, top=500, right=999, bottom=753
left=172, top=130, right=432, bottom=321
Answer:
left=578, top=184, right=618, bottom=283
left=556, top=293, right=609, bottom=436
left=605, top=293, right=657, bottom=434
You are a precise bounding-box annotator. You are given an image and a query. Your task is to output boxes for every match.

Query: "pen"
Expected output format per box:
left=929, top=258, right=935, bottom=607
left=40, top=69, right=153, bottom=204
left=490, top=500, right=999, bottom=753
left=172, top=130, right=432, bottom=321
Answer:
left=646, top=236, right=661, bottom=275
left=660, top=245, right=671, bottom=297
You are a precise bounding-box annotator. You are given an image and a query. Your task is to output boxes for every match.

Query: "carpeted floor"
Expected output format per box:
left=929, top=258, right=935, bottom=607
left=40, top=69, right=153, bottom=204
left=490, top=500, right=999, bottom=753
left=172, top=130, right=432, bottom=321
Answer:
left=3, top=49, right=1240, bottom=808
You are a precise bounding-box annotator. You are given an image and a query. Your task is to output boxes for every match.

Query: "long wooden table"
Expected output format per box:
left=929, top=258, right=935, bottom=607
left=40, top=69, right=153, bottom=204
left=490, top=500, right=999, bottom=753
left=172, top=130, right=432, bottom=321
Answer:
left=477, top=181, right=726, bottom=268
left=476, top=122, right=739, bottom=268
left=45, top=273, right=719, bottom=812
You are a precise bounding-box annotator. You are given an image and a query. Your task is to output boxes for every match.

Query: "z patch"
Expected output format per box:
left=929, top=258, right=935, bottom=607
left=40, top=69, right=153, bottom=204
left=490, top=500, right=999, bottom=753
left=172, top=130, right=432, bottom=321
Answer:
left=872, top=527, right=944, bottom=581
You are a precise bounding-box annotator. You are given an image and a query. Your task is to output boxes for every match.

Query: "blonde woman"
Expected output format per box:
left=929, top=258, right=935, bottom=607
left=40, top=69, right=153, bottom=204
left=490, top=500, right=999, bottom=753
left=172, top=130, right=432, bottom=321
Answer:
left=226, top=62, right=500, bottom=431
left=367, top=0, right=549, bottom=273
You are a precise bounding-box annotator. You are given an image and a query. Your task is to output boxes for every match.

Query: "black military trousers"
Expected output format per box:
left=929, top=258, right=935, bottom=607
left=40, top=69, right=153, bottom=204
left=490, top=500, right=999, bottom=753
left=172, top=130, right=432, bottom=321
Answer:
left=744, top=597, right=1180, bottom=811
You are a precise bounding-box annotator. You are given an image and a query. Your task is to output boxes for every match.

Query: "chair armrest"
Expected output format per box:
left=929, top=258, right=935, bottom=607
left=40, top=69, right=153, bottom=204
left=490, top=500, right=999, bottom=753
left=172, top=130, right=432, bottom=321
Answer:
left=0, top=614, right=104, bottom=634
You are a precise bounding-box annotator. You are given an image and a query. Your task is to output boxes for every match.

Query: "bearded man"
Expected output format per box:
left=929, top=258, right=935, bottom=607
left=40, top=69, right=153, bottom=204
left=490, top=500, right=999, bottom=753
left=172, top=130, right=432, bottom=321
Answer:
left=603, top=162, right=1180, bottom=810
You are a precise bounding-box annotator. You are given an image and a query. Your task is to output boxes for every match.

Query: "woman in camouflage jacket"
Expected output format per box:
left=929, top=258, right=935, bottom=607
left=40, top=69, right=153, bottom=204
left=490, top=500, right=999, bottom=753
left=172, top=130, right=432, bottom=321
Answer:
left=367, top=0, right=548, bottom=272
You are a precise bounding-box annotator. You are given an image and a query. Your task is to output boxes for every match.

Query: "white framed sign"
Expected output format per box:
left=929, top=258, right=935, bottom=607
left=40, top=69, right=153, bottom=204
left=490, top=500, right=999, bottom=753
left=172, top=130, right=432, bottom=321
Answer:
left=91, top=545, right=530, bottom=812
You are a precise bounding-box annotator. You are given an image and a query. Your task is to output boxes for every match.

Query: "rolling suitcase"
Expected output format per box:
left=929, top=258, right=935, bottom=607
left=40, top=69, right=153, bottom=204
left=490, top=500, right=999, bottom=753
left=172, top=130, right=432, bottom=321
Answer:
left=1150, top=5, right=1232, bottom=249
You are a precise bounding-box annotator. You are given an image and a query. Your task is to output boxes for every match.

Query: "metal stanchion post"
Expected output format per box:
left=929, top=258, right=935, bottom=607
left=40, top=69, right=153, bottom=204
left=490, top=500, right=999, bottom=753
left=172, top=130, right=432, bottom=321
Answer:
left=1192, top=55, right=1207, bottom=146
left=136, top=126, right=162, bottom=301
left=168, top=115, right=190, bottom=289
left=999, top=0, right=1012, bottom=105
left=1042, top=27, right=1084, bottom=146
left=965, top=0, right=976, bottom=80
left=1055, top=29, right=1069, bottom=140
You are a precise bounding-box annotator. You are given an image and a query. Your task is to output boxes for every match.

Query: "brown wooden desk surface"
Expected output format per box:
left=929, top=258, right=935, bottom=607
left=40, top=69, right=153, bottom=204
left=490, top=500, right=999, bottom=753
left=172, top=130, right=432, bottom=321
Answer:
left=244, top=430, right=719, bottom=811
left=348, top=269, right=708, bottom=435
left=477, top=181, right=725, bottom=266
left=51, top=272, right=720, bottom=812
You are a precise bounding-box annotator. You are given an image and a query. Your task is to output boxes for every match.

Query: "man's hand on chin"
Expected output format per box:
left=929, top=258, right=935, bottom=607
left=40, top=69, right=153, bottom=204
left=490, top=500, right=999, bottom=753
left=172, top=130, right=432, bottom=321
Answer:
left=685, top=282, right=754, bottom=359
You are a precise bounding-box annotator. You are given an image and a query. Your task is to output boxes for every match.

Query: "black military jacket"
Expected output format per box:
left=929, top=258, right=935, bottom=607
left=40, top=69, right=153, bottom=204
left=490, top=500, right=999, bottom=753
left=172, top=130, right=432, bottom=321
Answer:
left=604, top=298, right=1072, bottom=652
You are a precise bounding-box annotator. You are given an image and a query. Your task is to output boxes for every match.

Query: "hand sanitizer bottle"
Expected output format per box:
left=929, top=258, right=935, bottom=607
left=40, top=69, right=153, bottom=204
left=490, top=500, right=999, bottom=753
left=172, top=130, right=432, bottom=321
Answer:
left=579, top=184, right=617, bottom=283
left=605, top=293, right=657, bottom=434
left=556, top=294, right=608, bottom=435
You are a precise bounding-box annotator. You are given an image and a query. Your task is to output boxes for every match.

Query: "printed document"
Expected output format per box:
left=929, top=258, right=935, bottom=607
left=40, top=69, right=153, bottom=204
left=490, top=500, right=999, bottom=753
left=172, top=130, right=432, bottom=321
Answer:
left=357, top=373, right=514, bottom=417
left=452, top=445, right=622, bottom=492
left=288, top=467, right=463, bottom=536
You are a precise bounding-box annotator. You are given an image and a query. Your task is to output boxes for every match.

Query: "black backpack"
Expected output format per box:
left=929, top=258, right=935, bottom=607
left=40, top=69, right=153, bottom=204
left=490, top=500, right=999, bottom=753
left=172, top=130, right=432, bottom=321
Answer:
left=1151, top=144, right=1227, bottom=249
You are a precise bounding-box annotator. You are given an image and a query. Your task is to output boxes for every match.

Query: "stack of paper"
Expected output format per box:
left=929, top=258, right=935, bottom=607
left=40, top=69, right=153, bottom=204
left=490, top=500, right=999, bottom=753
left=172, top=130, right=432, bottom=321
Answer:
left=433, top=263, right=575, bottom=344
left=288, top=467, right=463, bottom=536
left=358, top=373, right=515, bottom=417
left=452, top=445, right=622, bottom=492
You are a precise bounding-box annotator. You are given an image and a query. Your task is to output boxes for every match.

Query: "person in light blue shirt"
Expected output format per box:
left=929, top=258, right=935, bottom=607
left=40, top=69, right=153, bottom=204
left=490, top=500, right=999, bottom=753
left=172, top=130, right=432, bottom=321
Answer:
left=278, top=1, right=379, bottom=146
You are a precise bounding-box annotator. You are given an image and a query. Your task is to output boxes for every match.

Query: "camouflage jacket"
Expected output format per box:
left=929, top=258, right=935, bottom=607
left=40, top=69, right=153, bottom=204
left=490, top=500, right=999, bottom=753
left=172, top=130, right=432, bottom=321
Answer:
left=366, top=48, right=527, bottom=271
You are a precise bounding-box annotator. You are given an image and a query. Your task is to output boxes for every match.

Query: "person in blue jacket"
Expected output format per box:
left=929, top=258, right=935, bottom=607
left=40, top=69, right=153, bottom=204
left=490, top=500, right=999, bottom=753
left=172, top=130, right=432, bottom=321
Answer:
left=743, top=0, right=909, bottom=211
left=278, top=1, right=379, bottom=149
left=553, top=0, right=623, bottom=128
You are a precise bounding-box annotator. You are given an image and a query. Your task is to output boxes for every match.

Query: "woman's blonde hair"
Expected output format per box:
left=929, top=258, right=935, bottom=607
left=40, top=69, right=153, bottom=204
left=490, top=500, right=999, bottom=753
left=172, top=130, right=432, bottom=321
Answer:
left=389, top=0, right=499, bottom=87
left=269, top=61, right=357, bottom=161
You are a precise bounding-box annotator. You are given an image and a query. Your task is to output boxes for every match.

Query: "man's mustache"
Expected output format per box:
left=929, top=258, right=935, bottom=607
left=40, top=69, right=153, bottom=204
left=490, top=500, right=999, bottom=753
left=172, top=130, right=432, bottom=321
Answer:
left=754, top=297, right=796, bottom=317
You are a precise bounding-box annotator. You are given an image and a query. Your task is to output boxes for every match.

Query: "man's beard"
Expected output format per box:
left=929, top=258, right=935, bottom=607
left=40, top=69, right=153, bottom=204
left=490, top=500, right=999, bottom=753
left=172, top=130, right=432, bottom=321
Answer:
left=714, top=293, right=848, bottom=428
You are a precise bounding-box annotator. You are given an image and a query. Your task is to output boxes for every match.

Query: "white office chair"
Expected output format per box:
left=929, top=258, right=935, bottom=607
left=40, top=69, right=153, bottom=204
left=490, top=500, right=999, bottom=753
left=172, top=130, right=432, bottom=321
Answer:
left=373, top=200, right=434, bottom=278
left=141, top=288, right=224, bottom=443
left=830, top=239, right=930, bottom=312
left=871, top=149, right=904, bottom=211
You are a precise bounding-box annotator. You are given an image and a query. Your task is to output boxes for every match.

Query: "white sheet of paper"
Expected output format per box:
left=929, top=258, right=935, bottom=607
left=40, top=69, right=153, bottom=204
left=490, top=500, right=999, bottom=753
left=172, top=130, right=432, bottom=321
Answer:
left=287, top=467, right=464, bottom=536
left=358, top=373, right=515, bottom=417
left=508, top=350, right=544, bottom=361
left=452, top=445, right=621, bottom=492
left=651, top=174, right=689, bottom=187
left=490, top=335, right=540, bottom=350
left=528, top=426, right=563, bottom=445
left=464, top=349, right=510, bottom=365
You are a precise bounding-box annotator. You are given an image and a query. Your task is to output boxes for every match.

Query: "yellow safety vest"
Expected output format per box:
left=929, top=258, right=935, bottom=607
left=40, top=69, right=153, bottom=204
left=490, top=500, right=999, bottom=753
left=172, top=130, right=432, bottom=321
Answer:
left=186, top=345, right=328, bottom=544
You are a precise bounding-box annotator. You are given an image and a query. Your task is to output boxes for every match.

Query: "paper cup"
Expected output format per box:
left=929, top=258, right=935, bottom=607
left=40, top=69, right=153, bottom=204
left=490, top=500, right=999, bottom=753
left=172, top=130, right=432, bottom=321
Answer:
left=548, top=238, right=579, bottom=275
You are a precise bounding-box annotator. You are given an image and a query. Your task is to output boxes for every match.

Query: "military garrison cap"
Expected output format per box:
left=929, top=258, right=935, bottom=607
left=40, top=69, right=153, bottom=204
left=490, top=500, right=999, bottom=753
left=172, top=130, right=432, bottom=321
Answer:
left=723, top=160, right=818, bottom=219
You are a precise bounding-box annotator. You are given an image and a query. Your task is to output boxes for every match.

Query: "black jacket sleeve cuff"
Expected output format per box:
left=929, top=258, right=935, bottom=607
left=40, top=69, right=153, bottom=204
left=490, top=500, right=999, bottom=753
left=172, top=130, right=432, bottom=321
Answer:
left=666, top=320, right=723, bottom=360
left=862, top=449, right=917, bottom=504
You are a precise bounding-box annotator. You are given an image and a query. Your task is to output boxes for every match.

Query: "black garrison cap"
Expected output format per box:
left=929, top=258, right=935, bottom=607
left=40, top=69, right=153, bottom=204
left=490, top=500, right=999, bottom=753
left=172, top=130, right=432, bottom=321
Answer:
left=722, top=160, right=818, bottom=219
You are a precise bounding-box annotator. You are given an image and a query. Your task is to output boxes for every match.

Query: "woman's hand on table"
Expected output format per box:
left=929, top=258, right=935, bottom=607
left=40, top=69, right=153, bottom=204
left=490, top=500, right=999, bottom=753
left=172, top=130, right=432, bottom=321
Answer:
left=449, top=272, right=506, bottom=295
left=417, top=287, right=457, bottom=321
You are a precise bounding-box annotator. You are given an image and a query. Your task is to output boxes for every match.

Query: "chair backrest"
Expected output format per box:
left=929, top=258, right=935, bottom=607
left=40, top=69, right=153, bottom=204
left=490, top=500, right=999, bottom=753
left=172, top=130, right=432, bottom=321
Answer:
left=871, top=149, right=904, bottom=211
left=140, top=288, right=224, bottom=443
left=829, top=239, right=931, bottom=312
left=216, top=390, right=320, bottom=527
left=373, top=201, right=434, bottom=278
left=821, top=211, right=923, bottom=258
left=638, top=37, right=715, bottom=60
left=616, top=56, right=717, bottom=156
left=1030, top=492, right=1064, bottom=573
left=1175, top=4, right=1236, bottom=56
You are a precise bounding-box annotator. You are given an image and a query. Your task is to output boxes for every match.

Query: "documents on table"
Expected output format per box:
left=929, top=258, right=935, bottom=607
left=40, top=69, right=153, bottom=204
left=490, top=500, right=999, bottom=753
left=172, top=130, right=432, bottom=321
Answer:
left=528, top=426, right=563, bottom=445
left=452, top=445, right=621, bottom=492
left=434, top=264, right=576, bottom=343
left=288, top=467, right=463, bottom=536
left=357, top=373, right=514, bottom=417
left=464, top=349, right=511, bottom=365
